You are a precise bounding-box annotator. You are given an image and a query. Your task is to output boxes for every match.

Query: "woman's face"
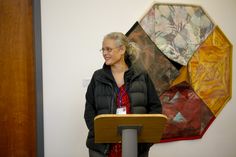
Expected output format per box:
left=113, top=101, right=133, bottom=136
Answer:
left=102, top=38, right=125, bottom=66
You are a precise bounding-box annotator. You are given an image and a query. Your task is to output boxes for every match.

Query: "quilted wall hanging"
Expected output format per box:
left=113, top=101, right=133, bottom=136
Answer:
left=126, top=3, right=232, bottom=142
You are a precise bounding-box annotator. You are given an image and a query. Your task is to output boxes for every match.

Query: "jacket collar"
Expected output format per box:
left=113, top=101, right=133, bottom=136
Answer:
left=94, top=64, right=115, bottom=85
left=99, top=63, right=143, bottom=83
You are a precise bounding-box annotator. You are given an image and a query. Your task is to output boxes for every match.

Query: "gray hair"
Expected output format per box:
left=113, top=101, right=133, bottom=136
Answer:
left=104, top=32, right=140, bottom=65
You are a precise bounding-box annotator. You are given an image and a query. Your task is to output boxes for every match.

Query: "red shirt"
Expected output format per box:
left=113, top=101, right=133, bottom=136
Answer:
left=108, top=85, right=131, bottom=157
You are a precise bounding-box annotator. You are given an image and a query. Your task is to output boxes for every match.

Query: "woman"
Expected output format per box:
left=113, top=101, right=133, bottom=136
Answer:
left=84, top=32, right=162, bottom=157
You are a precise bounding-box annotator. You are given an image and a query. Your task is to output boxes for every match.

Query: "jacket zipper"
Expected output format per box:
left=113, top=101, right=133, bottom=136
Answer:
left=124, top=72, right=141, bottom=113
left=108, top=82, right=115, bottom=114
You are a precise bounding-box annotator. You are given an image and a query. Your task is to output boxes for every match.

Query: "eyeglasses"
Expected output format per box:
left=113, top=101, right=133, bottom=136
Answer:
left=100, top=47, right=119, bottom=53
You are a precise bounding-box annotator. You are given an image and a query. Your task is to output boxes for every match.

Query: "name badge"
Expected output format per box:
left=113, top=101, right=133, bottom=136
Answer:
left=116, top=107, right=127, bottom=115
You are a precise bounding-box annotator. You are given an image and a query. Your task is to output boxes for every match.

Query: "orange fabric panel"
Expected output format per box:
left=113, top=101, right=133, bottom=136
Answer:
left=188, top=26, right=232, bottom=116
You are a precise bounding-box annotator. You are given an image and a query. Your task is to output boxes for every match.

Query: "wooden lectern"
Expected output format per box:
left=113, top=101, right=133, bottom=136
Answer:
left=94, top=114, right=167, bottom=157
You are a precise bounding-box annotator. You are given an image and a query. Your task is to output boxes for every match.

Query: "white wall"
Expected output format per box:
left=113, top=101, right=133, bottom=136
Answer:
left=41, top=0, right=236, bottom=156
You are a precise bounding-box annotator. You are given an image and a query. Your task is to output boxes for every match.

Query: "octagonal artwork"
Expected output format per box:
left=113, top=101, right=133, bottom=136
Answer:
left=125, top=3, right=232, bottom=142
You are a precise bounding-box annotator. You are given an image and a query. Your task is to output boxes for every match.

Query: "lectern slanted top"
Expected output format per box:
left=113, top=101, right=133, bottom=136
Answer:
left=94, top=114, right=167, bottom=143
